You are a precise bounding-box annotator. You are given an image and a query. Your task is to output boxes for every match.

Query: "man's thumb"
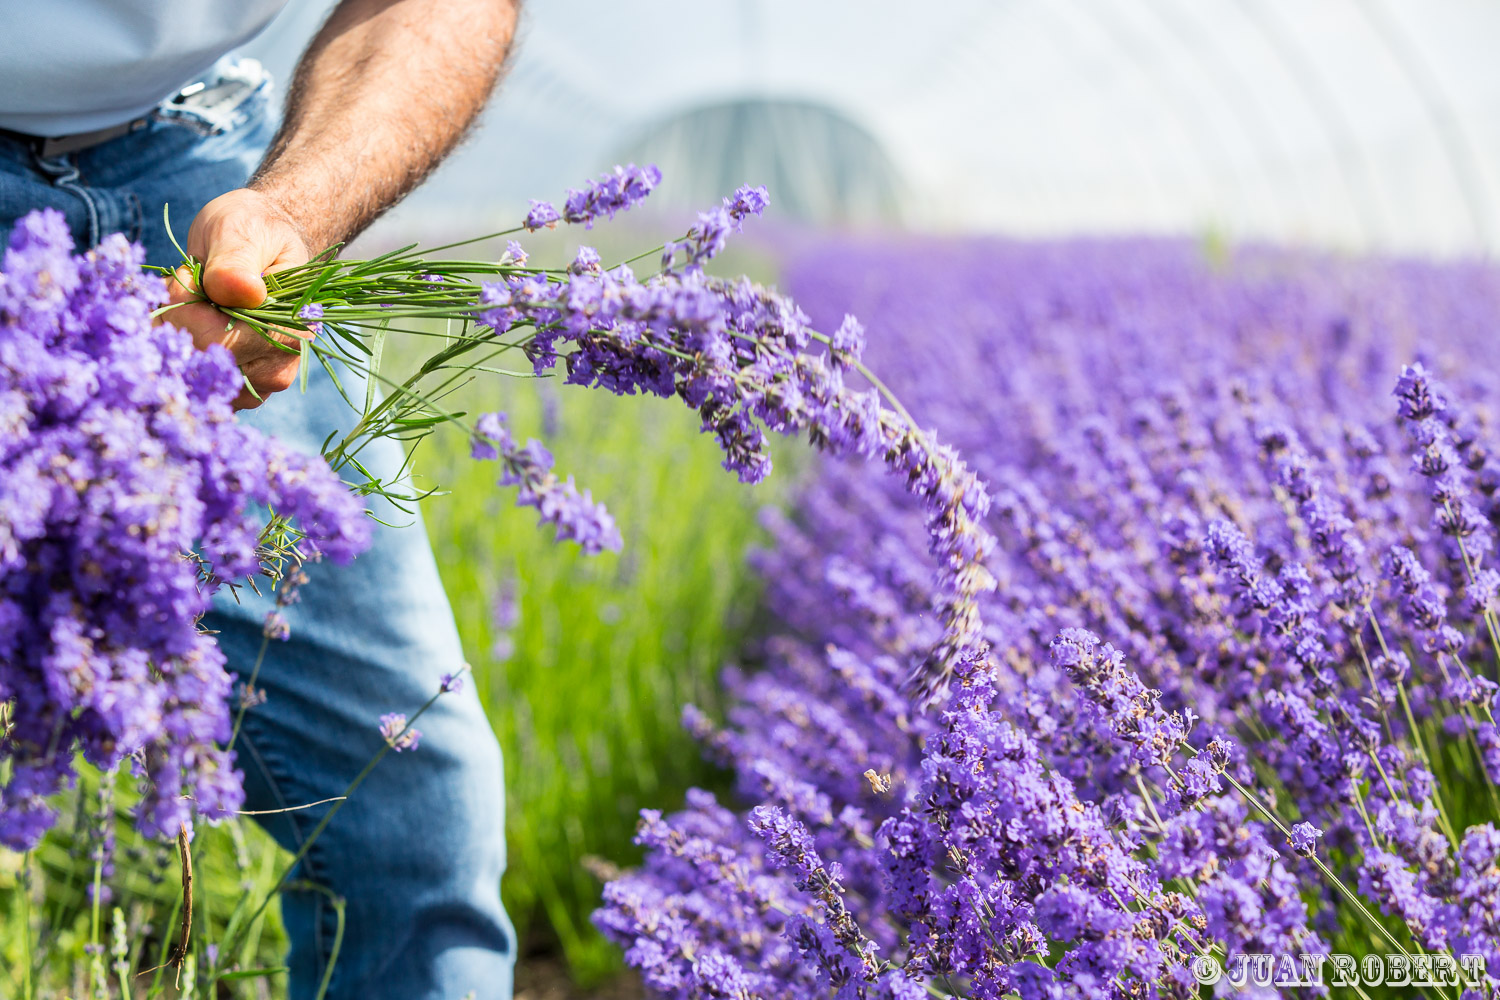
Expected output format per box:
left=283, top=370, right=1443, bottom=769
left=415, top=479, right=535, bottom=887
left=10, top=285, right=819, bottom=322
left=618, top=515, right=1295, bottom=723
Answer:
left=200, top=242, right=272, bottom=309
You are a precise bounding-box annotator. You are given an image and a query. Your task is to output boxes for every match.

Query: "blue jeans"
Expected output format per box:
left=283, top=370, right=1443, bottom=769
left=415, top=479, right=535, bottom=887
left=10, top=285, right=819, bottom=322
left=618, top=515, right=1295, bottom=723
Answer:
left=0, top=64, right=513, bottom=1000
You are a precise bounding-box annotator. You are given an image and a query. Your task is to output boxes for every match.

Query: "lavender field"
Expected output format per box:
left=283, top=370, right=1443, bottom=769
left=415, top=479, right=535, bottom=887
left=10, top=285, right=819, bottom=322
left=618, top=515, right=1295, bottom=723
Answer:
left=7, top=198, right=1500, bottom=999
left=5, top=2, right=1500, bottom=998
left=596, top=237, right=1500, bottom=997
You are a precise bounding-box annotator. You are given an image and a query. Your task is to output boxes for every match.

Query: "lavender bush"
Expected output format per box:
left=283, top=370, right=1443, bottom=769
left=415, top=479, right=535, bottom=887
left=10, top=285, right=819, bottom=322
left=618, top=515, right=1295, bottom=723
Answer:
left=0, top=211, right=368, bottom=848
left=596, top=239, right=1500, bottom=998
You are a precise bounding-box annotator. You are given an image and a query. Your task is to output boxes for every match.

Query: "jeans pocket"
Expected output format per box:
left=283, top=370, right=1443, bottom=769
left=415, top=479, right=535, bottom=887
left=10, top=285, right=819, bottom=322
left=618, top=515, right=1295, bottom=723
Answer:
left=150, top=58, right=273, bottom=138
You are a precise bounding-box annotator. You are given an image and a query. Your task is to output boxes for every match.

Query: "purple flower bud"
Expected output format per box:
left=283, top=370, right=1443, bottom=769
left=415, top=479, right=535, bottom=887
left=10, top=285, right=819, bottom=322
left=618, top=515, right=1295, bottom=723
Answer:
left=524, top=200, right=560, bottom=231
left=559, top=164, right=661, bottom=229
left=725, top=184, right=770, bottom=224
left=830, top=314, right=865, bottom=367
left=1289, top=821, right=1322, bottom=857
left=261, top=611, right=290, bottom=642
left=379, top=712, right=421, bottom=752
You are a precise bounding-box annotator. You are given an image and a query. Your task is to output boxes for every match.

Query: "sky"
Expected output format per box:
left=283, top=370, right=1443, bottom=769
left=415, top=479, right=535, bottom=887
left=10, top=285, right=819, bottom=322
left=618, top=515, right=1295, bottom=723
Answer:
left=244, top=0, right=1500, bottom=256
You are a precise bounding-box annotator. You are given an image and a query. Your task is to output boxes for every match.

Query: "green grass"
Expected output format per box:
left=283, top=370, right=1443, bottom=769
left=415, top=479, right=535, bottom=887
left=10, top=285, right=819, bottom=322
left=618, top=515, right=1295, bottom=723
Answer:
left=1, top=763, right=293, bottom=998
left=419, top=381, right=779, bottom=981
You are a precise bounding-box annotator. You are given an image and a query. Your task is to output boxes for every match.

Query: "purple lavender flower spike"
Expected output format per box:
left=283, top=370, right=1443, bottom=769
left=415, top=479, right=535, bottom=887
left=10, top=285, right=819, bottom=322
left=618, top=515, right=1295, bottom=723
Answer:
left=1289, top=821, right=1322, bottom=857
left=1394, top=362, right=1445, bottom=421
left=470, top=411, right=621, bottom=554
left=725, top=184, right=770, bottom=225
left=560, top=164, right=662, bottom=229
left=470, top=410, right=513, bottom=460
left=685, top=207, right=733, bottom=265
left=523, top=200, right=560, bottom=231
left=379, top=712, right=421, bottom=752
left=830, top=315, right=865, bottom=368
left=262, top=611, right=291, bottom=642
left=570, top=246, right=603, bottom=276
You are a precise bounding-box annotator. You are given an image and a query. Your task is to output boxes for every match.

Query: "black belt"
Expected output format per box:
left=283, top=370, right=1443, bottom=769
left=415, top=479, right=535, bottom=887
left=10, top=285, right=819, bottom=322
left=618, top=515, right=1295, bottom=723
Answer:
left=0, top=116, right=151, bottom=158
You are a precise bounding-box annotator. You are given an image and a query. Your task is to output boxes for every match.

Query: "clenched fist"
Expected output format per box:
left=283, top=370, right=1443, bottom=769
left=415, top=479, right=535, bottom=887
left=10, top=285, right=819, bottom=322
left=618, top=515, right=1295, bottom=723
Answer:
left=166, top=188, right=314, bottom=409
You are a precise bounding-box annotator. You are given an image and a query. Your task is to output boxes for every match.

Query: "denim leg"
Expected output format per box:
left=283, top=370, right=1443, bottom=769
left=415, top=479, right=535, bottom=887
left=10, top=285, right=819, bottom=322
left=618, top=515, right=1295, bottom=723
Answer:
left=0, top=62, right=513, bottom=1000
left=209, top=393, right=513, bottom=999
left=202, top=357, right=514, bottom=998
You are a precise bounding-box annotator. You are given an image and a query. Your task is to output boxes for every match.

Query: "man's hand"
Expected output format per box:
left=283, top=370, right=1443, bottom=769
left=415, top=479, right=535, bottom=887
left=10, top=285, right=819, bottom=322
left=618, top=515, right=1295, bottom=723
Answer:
left=164, top=0, right=516, bottom=411
left=167, top=188, right=313, bottom=409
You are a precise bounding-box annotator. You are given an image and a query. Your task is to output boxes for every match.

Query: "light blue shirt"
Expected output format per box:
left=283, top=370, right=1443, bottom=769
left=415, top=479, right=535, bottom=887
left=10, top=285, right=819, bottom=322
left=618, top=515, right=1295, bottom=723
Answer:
left=0, top=0, right=290, bottom=135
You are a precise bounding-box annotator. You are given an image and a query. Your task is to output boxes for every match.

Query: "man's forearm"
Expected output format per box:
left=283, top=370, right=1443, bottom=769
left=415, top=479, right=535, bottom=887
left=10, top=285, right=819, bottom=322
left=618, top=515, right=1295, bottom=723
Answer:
left=250, top=0, right=519, bottom=252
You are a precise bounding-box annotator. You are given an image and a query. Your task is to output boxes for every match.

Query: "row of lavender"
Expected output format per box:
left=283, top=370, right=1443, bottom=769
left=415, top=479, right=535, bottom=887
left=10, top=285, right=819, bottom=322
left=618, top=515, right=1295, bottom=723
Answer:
left=597, top=238, right=1500, bottom=998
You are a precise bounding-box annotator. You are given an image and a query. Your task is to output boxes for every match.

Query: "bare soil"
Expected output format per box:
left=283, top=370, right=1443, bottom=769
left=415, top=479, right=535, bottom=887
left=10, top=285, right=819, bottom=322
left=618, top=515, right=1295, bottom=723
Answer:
left=514, top=956, right=646, bottom=1000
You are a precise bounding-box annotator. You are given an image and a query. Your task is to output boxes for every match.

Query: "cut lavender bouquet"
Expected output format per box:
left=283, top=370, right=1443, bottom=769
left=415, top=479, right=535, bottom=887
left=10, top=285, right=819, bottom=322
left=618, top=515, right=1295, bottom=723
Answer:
left=165, top=164, right=994, bottom=707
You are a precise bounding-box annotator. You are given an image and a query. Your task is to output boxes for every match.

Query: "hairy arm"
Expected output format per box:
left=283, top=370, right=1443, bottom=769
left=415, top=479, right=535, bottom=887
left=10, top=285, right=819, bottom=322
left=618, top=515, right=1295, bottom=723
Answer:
left=171, top=0, right=519, bottom=408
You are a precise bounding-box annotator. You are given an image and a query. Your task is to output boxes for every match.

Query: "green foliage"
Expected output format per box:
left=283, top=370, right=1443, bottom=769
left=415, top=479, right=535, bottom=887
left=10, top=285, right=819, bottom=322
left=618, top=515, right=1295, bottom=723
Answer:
left=1, top=764, right=291, bottom=998
left=419, top=378, right=779, bottom=982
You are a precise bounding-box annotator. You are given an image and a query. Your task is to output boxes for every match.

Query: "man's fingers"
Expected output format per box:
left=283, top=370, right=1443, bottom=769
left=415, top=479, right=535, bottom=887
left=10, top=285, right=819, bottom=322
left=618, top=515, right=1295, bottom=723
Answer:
left=201, top=245, right=272, bottom=309
left=166, top=265, right=201, bottom=306
left=168, top=188, right=315, bottom=408
left=163, top=301, right=304, bottom=410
